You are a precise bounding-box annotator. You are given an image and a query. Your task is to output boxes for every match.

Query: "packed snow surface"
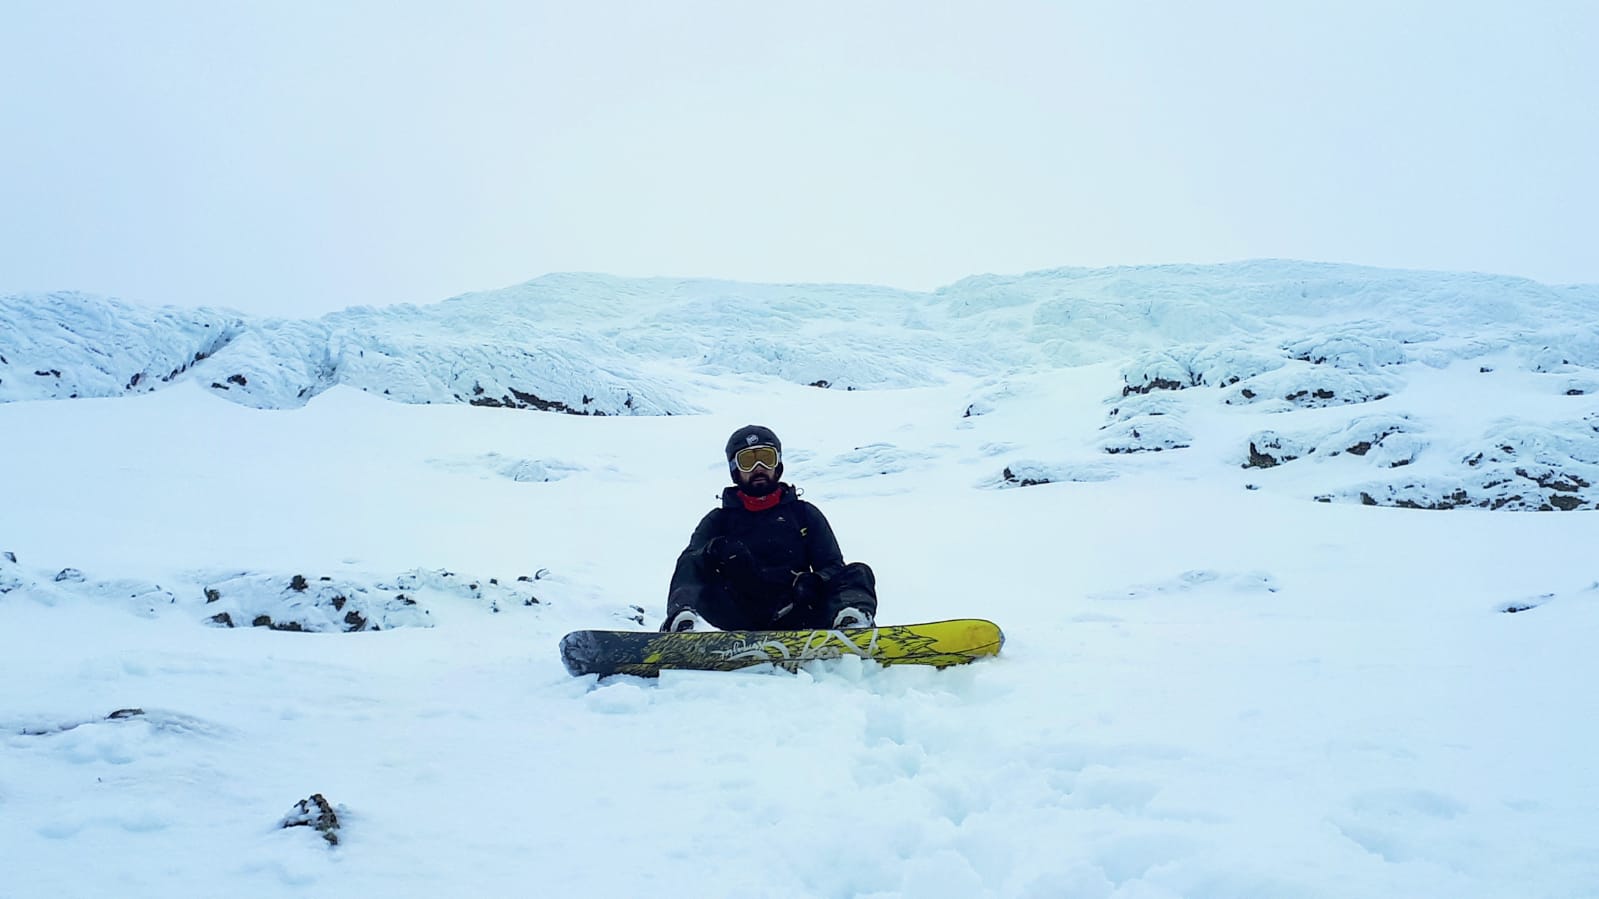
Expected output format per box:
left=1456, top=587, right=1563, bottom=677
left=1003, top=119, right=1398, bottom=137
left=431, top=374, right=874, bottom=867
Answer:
left=3, top=261, right=1598, bottom=898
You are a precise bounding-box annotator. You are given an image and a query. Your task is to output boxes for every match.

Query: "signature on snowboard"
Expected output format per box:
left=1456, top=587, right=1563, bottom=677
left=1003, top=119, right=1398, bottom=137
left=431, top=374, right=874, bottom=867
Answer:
left=713, top=629, right=881, bottom=663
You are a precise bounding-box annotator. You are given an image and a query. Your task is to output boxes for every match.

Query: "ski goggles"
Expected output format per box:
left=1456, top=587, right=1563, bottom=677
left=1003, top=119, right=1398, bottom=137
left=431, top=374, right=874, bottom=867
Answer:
left=733, top=445, right=780, bottom=472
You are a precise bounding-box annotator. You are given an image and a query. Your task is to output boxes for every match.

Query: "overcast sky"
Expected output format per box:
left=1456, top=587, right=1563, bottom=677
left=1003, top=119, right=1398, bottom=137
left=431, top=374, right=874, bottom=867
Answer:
left=3, top=1, right=1595, bottom=318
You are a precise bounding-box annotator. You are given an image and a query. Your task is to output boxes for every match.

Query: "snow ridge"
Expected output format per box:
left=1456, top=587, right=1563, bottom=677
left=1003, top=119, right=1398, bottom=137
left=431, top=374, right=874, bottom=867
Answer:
left=5, top=261, right=1598, bottom=511
left=7, top=261, right=1596, bottom=411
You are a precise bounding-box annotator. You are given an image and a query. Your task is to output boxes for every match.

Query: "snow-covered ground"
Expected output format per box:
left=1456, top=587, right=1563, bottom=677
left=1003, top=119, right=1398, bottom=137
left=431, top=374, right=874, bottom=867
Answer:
left=2, top=262, right=1598, bottom=898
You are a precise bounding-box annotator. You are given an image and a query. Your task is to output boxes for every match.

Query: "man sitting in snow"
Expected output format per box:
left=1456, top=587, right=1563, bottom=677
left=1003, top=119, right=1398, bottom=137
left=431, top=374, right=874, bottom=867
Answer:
left=661, top=425, right=878, bottom=632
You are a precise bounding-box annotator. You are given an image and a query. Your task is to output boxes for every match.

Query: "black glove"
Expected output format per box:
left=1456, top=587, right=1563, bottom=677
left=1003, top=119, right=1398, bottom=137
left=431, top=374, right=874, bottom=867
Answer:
left=791, top=571, right=826, bottom=611
left=704, top=537, right=757, bottom=581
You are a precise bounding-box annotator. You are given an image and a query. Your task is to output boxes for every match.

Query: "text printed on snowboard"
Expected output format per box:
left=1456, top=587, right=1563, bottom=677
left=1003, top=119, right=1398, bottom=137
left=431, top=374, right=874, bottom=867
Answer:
left=714, top=628, right=882, bottom=663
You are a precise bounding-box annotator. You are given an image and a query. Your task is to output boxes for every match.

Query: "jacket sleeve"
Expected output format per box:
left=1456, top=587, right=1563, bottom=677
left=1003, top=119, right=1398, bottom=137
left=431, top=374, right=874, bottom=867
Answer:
left=800, top=502, right=846, bottom=579
left=663, top=510, right=723, bottom=626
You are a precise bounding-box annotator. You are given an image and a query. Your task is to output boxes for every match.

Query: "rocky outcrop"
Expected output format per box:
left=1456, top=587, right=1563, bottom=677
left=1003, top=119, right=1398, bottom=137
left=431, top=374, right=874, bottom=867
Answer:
left=281, top=794, right=342, bottom=846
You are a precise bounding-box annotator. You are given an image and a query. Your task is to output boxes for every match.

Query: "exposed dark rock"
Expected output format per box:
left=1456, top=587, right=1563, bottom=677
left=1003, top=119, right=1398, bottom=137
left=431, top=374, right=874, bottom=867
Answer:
left=1001, top=466, right=1051, bottom=487
left=469, top=386, right=594, bottom=414
left=1550, top=495, right=1585, bottom=511
left=204, top=588, right=221, bottom=603
left=343, top=610, right=367, bottom=631
left=1346, top=441, right=1373, bottom=456
left=251, top=614, right=305, bottom=632
left=1244, top=442, right=1294, bottom=469
left=281, top=794, right=341, bottom=846
left=331, top=595, right=347, bottom=611
left=1388, top=489, right=1472, bottom=510
left=1499, top=594, right=1552, bottom=613
left=18, top=709, right=150, bottom=737
left=3, top=551, right=15, bottom=563
left=1517, top=468, right=1591, bottom=492
left=290, top=574, right=309, bottom=592
left=227, top=373, right=248, bottom=386
left=209, top=612, right=234, bottom=627
left=1570, top=389, right=1588, bottom=396
left=54, top=568, right=85, bottom=583
left=1122, top=377, right=1185, bottom=397
left=809, top=380, right=832, bottom=389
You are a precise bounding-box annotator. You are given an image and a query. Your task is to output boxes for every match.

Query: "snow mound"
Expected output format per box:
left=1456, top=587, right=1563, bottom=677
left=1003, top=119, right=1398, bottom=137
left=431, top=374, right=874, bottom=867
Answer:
left=0, top=292, right=242, bottom=402
left=326, top=327, right=689, bottom=415
left=1312, top=417, right=1599, bottom=511
left=1120, top=345, right=1286, bottom=394
left=200, top=567, right=559, bottom=632
left=0, top=555, right=178, bottom=616
left=1243, top=414, right=1423, bottom=469
left=823, top=443, right=941, bottom=479
left=0, top=291, right=693, bottom=414
left=200, top=572, right=435, bottom=632
left=0, top=554, right=560, bottom=631
left=1520, top=331, right=1599, bottom=373
left=988, top=461, right=1120, bottom=489
left=1222, top=363, right=1400, bottom=410
left=196, top=319, right=337, bottom=408
left=481, top=454, right=587, bottom=483
left=1096, top=415, right=1193, bottom=455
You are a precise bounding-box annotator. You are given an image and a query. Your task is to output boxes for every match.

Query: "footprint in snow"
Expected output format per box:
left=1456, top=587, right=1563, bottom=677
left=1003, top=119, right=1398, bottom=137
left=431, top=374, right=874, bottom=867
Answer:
left=1091, top=569, right=1280, bottom=601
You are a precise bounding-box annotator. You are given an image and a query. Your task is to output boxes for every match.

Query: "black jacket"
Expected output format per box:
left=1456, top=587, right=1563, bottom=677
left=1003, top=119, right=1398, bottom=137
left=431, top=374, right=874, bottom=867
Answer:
left=665, top=484, right=875, bottom=630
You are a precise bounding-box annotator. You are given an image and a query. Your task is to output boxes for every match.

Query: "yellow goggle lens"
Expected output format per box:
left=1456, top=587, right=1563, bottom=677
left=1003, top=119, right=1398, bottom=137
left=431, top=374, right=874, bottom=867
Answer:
left=734, top=445, right=780, bottom=472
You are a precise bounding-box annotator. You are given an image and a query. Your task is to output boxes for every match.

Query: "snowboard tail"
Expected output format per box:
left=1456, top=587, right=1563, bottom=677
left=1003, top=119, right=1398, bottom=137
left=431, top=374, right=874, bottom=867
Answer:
left=560, top=619, right=1004, bottom=678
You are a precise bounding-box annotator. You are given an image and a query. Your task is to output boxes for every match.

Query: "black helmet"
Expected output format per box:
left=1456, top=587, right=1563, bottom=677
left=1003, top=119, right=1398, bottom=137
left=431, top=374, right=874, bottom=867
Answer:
left=725, top=424, right=782, bottom=460
left=725, top=425, right=784, bottom=487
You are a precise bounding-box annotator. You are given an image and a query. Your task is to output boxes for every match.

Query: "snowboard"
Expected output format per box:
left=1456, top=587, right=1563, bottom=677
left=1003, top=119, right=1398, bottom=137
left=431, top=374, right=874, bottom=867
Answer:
left=559, top=618, right=1004, bottom=678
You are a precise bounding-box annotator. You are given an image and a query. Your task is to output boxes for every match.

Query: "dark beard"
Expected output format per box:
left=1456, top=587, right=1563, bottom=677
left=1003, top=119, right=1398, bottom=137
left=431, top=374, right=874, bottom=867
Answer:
left=741, top=474, right=779, bottom=496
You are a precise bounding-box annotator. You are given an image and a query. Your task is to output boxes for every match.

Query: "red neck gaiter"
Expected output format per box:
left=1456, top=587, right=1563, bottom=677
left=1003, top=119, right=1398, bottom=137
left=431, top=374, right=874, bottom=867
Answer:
left=738, top=486, right=784, bottom=512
